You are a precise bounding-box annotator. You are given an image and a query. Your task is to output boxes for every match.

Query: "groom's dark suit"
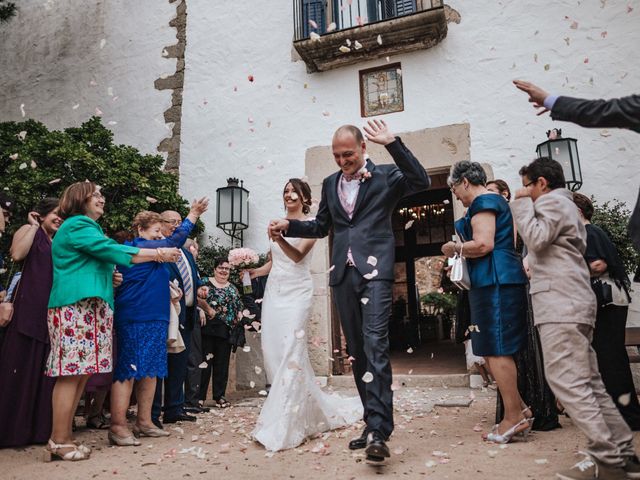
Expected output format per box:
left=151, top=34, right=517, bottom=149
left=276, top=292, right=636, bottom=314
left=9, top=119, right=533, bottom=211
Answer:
left=286, top=137, right=430, bottom=439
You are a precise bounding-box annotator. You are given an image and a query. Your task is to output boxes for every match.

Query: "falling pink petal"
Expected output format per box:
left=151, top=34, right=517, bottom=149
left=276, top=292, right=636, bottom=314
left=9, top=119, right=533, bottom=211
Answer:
left=327, top=22, right=336, bottom=32
left=310, top=32, right=320, bottom=41
left=95, top=107, right=103, bottom=116
left=295, top=329, right=306, bottom=339
left=146, top=196, right=158, bottom=204
left=570, top=20, right=578, bottom=29
left=308, top=19, right=318, bottom=29
left=356, top=16, right=364, bottom=26
left=405, top=220, right=415, bottom=229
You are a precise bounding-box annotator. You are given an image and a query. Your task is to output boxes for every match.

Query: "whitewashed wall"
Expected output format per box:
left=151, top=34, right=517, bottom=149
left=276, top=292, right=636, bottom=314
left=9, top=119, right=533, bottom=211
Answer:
left=0, top=0, right=176, bottom=157
left=181, top=0, right=640, bottom=253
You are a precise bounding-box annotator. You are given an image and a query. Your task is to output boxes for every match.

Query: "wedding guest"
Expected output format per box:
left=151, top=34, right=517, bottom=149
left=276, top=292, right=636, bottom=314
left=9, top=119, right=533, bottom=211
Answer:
left=511, top=158, right=640, bottom=479
left=44, top=181, right=180, bottom=461
left=0, top=199, right=60, bottom=448
left=110, top=202, right=206, bottom=446
left=152, top=210, right=206, bottom=425
left=441, top=162, right=530, bottom=444
left=488, top=179, right=561, bottom=432
left=573, top=192, right=640, bottom=431
left=199, top=257, right=243, bottom=408
left=184, top=238, right=211, bottom=414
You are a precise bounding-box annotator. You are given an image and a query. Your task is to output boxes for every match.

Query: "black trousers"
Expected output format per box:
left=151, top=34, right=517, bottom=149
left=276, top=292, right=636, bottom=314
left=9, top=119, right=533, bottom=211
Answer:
left=199, top=334, right=232, bottom=401
left=332, top=266, right=394, bottom=439
left=185, top=322, right=203, bottom=407
left=592, top=304, right=640, bottom=430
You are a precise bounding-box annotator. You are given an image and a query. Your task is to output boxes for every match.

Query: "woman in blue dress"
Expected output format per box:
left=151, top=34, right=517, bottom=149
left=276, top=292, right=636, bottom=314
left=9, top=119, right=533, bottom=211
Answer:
left=108, top=199, right=207, bottom=446
left=442, top=161, right=530, bottom=444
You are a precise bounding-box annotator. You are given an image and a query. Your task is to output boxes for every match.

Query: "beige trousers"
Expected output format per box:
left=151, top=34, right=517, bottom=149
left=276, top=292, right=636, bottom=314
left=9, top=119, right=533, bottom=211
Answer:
left=537, top=322, right=635, bottom=467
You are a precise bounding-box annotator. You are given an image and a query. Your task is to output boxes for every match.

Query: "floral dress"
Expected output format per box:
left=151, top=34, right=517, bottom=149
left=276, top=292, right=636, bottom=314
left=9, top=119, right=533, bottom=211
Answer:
left=201, top=283, right=243, bottom=339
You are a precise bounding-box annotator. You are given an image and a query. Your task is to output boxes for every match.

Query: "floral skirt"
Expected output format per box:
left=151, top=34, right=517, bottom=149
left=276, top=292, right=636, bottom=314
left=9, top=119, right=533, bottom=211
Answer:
left=46, top=297, right=113, bottom=377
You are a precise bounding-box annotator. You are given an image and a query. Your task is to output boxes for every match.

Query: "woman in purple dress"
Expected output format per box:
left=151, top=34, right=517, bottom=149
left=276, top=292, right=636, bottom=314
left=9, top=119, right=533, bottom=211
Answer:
left=0, top=199, right=61, bottom=447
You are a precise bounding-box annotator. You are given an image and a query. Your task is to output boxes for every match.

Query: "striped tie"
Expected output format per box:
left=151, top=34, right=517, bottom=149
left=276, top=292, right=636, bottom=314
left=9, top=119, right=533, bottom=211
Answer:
left=176, top=253, right=193, bottom=300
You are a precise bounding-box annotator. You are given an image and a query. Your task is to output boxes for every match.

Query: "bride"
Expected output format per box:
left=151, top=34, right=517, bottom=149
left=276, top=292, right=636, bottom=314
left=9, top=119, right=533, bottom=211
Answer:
left=250, top=178, right=363, bottom=452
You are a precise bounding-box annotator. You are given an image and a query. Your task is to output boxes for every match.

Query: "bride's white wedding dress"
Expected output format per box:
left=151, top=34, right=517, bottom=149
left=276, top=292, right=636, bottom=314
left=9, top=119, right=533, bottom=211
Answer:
left=252, top=237, right=363, bottom=452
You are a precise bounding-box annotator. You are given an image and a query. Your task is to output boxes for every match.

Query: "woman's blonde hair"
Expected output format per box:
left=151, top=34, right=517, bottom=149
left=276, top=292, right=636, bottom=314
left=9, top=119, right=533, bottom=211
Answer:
left=132, top=210, right=162, bottom=235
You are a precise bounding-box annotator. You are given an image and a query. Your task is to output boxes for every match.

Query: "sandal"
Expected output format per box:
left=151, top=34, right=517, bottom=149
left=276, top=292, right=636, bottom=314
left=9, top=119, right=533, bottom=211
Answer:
left=44, top=439, right=89, bottom=462
left=214, top=397, right=231, bottom=408
left=86, top=414, right=110, bottom=429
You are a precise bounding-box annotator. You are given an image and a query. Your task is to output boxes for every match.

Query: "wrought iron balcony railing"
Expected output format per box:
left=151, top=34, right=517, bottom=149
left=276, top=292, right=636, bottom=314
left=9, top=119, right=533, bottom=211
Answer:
left=293, top=0, right=444, bottom=41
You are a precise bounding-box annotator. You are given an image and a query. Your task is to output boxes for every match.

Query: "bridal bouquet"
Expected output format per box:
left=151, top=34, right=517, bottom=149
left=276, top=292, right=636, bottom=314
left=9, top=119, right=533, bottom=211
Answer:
left=228, top=247, right=260, bottom=294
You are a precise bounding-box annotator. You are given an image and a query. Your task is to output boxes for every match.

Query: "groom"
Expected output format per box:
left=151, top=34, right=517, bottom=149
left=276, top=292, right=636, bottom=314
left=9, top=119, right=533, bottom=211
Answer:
left=269, top=119, right=430, bottom=461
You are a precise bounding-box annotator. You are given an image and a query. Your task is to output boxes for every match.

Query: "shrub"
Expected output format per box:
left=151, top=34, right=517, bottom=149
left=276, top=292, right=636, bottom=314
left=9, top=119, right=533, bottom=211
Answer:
left=1, top=117, right=200, bottom=281
left=591, top=197, right=640, bottom=275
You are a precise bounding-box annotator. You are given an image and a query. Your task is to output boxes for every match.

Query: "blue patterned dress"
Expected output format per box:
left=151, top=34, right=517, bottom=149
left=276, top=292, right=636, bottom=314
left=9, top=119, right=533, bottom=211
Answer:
left=113, top=219, right=194, bottom=381
left=455, top=194, right=528, bottom=356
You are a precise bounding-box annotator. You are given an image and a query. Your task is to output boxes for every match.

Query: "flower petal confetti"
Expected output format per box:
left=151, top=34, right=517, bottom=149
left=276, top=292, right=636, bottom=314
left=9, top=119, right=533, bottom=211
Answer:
left=100, top=38, right=106, bottom=49
left=619, top=393, right=632, bottom=406
left=258, top=390, right=268, bottom=396
left=254, top=365, right=263, bottom=374
left=130, top=364, right=137, bottom=371
left=295, top=329, right=306, bottom=339
left=405, top=220, right=415, bottom=230
left=248, top=75, right=254, bottom=82
left=20, top=103, right=26, bottom=117
left=18, top=162, right=27, bottom=170
left=363, top=269, right=378, bottom=280
left=249, top=381, right=256, bottom=388
left=535, top=459, right=549, bottom=465
left=48, top=178, right=61, bottom=184
left=310, top=32, right=320, bottom=41
left=242, top=345, right=251, bottom=353
left=9, top=153, right=18, bottom=160
left=17, top=131, right=27, bottom=141
left=146, top=196, right=158, bottom=204
left=361, top=297, right=369, bottom=305
left=406, top=347, right=414, bottom=354
left=367, top=256, right=378, bottom=266
left=199, top=362, right=208, bottom=368
left=377, top=34, right=383, bottom=45
left=354, top=40, right=363, bottom=50
left=339, top=45, right=351, bottom=53
left=308, top=19, right=318, bottom=29
left=327, top=22, right=337, bottom=32
left=362, top=371, right=374, bottom=383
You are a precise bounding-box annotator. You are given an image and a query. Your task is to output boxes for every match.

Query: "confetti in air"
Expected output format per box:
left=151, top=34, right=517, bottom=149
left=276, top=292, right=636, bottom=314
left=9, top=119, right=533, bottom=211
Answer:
left=362, top=372, right=374, bottom=383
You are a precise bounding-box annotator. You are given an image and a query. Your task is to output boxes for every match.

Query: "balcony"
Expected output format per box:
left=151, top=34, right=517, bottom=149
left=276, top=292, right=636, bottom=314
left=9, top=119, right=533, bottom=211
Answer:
left=293, top=0, right=447, bottom=73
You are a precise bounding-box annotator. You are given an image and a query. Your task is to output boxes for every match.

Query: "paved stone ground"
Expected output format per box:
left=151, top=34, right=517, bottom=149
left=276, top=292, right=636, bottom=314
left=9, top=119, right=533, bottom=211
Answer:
left=2, top=386, right=635, bottom=480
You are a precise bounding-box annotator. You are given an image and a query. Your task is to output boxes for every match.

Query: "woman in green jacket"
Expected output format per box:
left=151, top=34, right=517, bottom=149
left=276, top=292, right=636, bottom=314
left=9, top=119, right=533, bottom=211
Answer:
left=44, top=182, right=180, bottom=462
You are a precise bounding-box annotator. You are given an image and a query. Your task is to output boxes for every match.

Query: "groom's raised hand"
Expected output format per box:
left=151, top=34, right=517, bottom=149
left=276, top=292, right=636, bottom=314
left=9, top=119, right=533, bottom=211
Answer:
left=363, top=119, right=395, bottom=146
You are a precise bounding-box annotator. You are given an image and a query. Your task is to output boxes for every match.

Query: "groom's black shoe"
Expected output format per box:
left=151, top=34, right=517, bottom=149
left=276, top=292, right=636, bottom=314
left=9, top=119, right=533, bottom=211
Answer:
left=348, top=429, right=368, bottom=450
left=365, top=431, right=390, bottom=462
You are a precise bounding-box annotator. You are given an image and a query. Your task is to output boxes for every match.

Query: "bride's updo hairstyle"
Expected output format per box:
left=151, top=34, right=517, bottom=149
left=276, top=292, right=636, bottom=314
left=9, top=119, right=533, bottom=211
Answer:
left=284, top=178, right=312, bottom=215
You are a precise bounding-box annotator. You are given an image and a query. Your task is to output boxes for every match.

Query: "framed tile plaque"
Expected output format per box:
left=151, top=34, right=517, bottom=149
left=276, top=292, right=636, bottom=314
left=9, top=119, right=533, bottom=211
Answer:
left=359, top=63, right=404, bottom=117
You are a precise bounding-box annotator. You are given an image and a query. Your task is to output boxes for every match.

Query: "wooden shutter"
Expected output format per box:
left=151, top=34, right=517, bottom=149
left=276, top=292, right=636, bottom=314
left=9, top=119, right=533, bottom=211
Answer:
left=302, top=0, right=326, bottom=38
left=381, top=0, right=415, bottom=19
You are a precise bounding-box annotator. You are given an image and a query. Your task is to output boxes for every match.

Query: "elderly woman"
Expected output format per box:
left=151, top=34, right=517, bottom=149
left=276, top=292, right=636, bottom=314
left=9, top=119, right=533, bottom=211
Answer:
left=573, top=192, right=640, bottom=430
left=442, top=162, right=529, bottom=443
left=44, top=182, right=180, bottom=461
left=110, top=201, right=207, bottom=446
left=199, top=257, right=244, bottom=408
left=0, top=199, right=60, bottom=448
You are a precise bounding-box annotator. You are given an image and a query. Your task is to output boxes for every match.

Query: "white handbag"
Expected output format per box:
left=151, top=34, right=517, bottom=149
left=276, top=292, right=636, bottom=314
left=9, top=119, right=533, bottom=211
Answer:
left=167, top=280, right=186, bottom=353
left=450, top=240, right=471, bottom=291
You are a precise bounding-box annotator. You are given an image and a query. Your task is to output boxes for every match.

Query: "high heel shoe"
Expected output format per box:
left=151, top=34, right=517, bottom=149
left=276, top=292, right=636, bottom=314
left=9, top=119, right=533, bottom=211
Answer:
left=73, top=441, right=92, bottom=455
left=484, top=417, right=534, bottom=444
left=43, top=439, right=89, bottom=462
left=133, top=425, right=170, bottom=438
left=108, top=430, right=141, bottom=446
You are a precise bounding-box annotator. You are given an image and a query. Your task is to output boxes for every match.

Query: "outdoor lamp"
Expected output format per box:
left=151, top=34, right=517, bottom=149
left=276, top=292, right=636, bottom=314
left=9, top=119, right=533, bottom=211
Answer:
left=536, top=128, right=582, bottom=191
left=216, top=177, right=249, bottom=246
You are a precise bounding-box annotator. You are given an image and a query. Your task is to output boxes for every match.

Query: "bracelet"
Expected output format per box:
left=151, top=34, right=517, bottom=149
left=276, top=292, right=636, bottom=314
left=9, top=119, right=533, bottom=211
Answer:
left=155, top=248, right=163, bottom=263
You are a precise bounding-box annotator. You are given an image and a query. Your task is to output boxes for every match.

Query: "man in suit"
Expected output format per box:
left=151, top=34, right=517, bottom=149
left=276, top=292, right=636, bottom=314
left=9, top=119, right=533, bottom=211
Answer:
left=511, top=157, right=640, bottom=480
left=269, top=119, right=430, bottom=462
left=513, top=80, right=640, bottom=132
left=152, top=210, right=207, bottom=426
